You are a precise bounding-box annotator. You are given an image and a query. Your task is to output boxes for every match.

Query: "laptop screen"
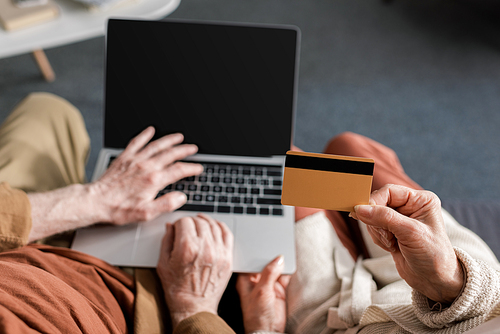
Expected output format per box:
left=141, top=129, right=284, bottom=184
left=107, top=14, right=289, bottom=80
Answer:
left=104, top=19, right=299, bottom=157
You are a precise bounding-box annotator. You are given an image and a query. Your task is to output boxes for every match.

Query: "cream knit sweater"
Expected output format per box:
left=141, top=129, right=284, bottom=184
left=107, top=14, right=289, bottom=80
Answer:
left=281, top=209, right=500, bottom=334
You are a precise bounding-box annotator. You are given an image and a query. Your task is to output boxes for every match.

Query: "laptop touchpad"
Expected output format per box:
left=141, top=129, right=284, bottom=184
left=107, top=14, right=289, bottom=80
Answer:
left=232, top=218, right=293, bottom=274
left=71, top=223, right=139, bottom=266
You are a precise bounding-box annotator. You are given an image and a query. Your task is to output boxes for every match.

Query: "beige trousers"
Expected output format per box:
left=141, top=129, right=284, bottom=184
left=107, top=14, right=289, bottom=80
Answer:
left=0, top=93, right=166, bottom=334
left=0, top=92, right=89, bottom=192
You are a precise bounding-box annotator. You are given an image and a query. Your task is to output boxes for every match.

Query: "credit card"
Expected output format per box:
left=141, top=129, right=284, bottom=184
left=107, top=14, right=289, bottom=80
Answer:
left=281, top=151, right=374, bottom=212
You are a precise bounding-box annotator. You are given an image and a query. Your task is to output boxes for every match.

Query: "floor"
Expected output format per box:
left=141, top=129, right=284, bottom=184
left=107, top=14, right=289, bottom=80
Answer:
left=1, top=0, right=500, bottom=200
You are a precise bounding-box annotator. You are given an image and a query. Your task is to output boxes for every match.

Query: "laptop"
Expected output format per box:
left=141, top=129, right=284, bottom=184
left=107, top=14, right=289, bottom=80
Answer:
left=71, top=18, right=300, bottom=274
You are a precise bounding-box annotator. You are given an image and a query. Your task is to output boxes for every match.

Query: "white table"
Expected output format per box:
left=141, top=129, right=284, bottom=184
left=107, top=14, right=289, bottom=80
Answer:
left=0, top=0, right=180, bottom=80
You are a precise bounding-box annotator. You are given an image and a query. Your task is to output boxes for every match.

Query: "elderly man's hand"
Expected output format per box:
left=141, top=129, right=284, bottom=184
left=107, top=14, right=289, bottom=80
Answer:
left=352, top=184, right=464, bottom=304
left=27, top=127, right=203, bottom=242
left=157, top=214, right=234, bottom=329
left=91, top=127, right=203, bottom=225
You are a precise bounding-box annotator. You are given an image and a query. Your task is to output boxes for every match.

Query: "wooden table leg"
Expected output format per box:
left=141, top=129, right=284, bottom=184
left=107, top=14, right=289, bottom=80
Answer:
left=32, top=49, right=55, bottom=82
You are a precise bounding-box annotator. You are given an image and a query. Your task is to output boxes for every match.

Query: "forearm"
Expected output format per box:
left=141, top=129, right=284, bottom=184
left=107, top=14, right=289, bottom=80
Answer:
left=27, top=183, right=109, bottom=242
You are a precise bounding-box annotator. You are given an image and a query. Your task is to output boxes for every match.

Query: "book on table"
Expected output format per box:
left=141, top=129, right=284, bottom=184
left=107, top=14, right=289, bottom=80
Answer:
left=0, top=0, right=59, bottom=31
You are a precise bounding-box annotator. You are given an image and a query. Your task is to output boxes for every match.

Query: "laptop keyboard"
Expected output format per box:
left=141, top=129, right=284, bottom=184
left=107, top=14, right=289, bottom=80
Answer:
left=108, top=157, right=284, bottom=216
left=158, top=162, right=284, bottom=216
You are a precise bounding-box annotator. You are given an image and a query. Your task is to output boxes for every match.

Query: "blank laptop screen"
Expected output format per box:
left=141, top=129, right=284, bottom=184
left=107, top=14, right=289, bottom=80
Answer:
left=104, top=19, right=299, bottom=157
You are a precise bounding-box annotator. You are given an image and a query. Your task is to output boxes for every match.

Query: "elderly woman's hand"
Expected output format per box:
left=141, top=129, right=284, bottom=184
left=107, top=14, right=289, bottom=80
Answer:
left=156, top=214, right=233, bottom=329
left=352, top=184, right=464, bottom=304
left=236, top=255, right=290, bottom=334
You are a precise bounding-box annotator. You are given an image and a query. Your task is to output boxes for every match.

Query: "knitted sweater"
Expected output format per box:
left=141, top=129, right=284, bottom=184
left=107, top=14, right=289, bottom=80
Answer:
left=284, top=209, right=500, bottom=334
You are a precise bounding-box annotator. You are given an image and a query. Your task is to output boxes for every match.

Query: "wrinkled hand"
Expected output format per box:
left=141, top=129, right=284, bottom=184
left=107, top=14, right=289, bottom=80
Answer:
left=91, top=127, right=203, bottom=225
left=157, top=214, right=234, bottom=329
left=352, top=184, right=464, bottom=304
left=236, top=255, right=290, bottom=334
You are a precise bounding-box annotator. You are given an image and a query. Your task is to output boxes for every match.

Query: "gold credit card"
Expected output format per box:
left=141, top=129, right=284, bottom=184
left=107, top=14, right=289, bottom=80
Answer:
left=281, top=151, right=374, bottom=212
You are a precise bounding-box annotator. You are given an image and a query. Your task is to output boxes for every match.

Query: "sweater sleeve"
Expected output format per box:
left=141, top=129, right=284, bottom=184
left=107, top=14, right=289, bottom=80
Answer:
left=173, top=312, right=235, bottom=334
left=413, top=247, right=500, bottom=328
left=0, top=182, right=32, bottom=252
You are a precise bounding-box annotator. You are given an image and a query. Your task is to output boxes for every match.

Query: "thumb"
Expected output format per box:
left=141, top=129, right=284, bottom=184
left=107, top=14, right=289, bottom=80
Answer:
left=354, top=204, right=411, bottom=234
left=159, top=223, right=175, bottom=263
left=155, top=191, right=187, bottom=212
left=236, top=273, right=255, bottom=296
left=255, top=255, right=285, bottom=291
